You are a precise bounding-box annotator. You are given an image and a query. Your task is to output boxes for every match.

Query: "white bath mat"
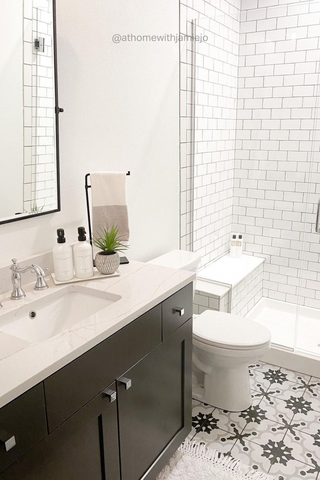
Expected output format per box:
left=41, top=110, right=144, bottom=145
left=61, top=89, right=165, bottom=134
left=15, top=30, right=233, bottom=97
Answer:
left=157, top=441, right=275, bottom=480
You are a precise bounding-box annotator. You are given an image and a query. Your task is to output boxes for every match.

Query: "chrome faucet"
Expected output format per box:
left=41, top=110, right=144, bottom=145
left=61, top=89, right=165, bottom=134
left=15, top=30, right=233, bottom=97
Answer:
left=32, top=264, right=49, bottom=291
left=10, top=259, right=49, bottom=300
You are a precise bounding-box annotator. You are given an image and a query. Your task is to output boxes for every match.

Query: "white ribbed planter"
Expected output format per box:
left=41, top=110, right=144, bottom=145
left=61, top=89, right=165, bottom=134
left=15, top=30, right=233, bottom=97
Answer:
left=95, top=252, right=120, bottom=275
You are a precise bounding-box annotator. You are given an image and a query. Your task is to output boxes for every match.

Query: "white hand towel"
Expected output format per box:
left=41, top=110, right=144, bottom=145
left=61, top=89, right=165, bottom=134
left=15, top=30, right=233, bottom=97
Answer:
left=91, top=172, right=129, bottom=242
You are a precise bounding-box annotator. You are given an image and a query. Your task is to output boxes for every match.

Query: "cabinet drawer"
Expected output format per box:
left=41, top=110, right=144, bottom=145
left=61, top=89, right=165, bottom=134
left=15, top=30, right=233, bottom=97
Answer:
left=162, top=283, right=193, bottom=338
left=0, top=384, right=47, bottom=474
left=45, top=305, right=161, bottom=432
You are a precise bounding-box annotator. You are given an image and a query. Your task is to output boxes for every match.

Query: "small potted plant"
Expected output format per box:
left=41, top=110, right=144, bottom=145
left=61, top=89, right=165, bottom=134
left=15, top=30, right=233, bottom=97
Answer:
left=93, top=225, right=128, bottom=274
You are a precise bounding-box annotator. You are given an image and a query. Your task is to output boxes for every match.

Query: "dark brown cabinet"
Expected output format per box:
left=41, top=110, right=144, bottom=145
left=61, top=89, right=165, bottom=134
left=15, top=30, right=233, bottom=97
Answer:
left=0, top=385, right=47, bottom=474
left=1, top=383, right=120, bottom=480
left=117, top=320, right=192, bottom=480
left=162, top=282, right=193, bottom=338
left=0, top=284, right=192, bottom=480
left=45, top=305, right=162, bottom=432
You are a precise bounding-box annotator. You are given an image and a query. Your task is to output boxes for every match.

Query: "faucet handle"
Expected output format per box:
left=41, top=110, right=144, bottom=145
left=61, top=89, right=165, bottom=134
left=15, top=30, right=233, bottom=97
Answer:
left=34, top=277, right=49, bottom=291
left=31, top=264, right=49, bottom=291
left=10, top=259, right=18, bottom=270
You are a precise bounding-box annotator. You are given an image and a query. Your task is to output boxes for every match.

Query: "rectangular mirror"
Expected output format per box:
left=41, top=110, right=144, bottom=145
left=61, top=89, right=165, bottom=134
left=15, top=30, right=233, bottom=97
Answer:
left=0, top=0, right=60, bottom=225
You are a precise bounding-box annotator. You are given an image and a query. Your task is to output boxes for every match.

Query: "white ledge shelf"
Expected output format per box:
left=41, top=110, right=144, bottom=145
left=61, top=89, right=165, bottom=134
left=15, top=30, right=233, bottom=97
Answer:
left=195, top=280, right=230, bottom=299
left=198, top=254, right=265, bottom=289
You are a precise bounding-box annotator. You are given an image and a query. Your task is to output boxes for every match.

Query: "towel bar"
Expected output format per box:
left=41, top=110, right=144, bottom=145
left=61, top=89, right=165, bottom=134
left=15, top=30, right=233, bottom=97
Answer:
left=84, top=172, right=130, bottom=265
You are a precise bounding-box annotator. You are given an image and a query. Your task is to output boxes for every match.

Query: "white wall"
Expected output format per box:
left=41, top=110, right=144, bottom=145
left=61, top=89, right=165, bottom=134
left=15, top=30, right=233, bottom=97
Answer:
left=0, top=0, right=23, bottom=218
left=0, top=0, right=180, bottom=267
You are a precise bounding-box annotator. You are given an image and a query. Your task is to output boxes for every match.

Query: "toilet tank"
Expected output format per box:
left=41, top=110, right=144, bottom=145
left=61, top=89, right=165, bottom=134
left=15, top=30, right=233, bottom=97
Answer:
left=148, top=249, right=201, bottom=274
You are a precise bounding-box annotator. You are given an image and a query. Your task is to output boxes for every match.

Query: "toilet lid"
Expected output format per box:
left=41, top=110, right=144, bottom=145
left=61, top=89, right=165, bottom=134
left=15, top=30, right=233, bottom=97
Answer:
left=193, top=310, right=271, bottom=350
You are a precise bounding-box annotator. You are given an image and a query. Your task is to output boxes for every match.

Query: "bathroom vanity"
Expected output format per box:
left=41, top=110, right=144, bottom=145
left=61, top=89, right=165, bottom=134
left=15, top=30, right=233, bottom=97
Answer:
left=0, top=261, right=194, bottom=480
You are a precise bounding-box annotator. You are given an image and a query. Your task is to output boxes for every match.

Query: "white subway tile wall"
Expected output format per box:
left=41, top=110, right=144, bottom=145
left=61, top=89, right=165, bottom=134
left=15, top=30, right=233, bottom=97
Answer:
left=180, top=0, right=241, bottom=269
left=180, top=0, right=320, bottom=308
left=194, top=290, right=232, bottom=314
left=235, top=0, right=320, bottom=308
left=193, top=263, right=263, bottom=316
left=230, top=264, right=264, bottom=315
left=23, top=0, right=57, bottom=214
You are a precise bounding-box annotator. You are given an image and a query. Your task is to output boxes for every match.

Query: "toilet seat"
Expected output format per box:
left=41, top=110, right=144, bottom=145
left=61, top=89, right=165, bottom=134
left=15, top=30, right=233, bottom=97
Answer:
left=193, top=310, right=271, bottom=351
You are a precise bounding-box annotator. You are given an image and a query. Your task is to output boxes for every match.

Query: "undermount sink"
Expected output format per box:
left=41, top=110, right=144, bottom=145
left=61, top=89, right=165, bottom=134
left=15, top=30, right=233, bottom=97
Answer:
left=0, top=285, right=121, bottom=343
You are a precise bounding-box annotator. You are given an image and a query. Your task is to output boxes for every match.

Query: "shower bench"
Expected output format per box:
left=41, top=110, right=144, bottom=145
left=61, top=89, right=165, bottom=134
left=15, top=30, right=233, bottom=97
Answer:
left=194, top=254, right=265, bottom=317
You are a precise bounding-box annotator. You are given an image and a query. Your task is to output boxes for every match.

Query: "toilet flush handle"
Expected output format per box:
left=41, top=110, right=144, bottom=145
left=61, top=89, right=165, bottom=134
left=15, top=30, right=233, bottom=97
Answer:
left=173, top=307, right=185, bottom=316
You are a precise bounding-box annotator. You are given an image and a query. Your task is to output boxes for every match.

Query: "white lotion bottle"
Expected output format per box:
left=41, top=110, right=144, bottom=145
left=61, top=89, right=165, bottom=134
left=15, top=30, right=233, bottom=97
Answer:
left=237, top=234, right=243, bottom=258
left=230, top=234, right=237, bottom=258
left=73, top=227, right=94, bottom=279
left=53, top=228, right=74, bottom=281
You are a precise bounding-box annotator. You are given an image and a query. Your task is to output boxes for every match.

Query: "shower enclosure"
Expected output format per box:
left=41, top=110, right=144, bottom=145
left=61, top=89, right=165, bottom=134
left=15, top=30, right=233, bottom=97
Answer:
left=180, top=0, right=320, bottom=359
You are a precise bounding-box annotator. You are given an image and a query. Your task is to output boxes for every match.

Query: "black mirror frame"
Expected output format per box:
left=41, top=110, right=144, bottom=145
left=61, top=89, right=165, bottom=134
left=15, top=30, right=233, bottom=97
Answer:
left=0, top=0, right=61, bottom=226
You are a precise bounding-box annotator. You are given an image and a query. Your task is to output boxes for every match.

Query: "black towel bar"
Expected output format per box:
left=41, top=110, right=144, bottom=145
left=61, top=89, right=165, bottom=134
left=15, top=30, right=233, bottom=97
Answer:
left=85, top=172, right=130, bottom=247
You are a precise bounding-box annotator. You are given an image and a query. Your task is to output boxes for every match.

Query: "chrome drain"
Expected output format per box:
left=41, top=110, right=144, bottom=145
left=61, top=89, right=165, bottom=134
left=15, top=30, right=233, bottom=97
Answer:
left=29, top=311, right=37, bottom=319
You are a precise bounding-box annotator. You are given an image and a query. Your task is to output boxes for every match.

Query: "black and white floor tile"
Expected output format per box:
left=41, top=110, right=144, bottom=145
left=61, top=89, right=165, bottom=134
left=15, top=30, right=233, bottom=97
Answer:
left=189, top=362, right=320, bottom=479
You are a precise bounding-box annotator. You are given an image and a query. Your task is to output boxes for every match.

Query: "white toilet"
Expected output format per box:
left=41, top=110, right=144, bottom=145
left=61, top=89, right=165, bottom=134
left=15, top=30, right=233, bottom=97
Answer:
left=148, top=250, right=271, bottom=412
left=193, top=310, right=270, bottom=411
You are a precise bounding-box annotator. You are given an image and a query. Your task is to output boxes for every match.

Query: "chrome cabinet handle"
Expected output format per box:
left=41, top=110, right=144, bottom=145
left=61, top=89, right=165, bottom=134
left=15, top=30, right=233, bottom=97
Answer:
left=316, top=199, right=320, bottom=233
left=118, top=377, right=132, bottom=390
left=103, top=388, right=117, bottom=403
left=0, top=432, right=16, bottom=452
left=173, top=307, right=185, bottom=316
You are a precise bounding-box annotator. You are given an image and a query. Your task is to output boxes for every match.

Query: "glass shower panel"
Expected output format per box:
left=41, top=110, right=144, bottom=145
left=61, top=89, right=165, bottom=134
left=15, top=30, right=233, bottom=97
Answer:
left=188, top=0, right=320, bottom=356
left=295, top=55, right=320, bottom=358
left=192, top=10, right=239, bottom=270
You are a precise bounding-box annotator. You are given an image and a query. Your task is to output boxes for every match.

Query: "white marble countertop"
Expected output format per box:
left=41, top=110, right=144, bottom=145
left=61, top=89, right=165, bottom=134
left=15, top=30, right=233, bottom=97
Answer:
left=0, top=261, right=195, bottom=409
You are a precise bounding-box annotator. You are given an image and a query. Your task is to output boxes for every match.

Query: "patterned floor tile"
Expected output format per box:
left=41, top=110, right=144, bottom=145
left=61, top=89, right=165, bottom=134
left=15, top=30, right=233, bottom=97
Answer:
left=207, top=406, right=248, bottom=433
left=248, top=362, right=264, bottom=370
left=285, top=428, right=320, bottom=466
left=242, top=418, right=285, bottom=445
left=279, top=367, right=311, bottom=386
left=191, top=402, right=215, bottom=437
left=304, top=380, right=320, bottom=407
left=192, top=398, right=201, bottom=407
left=268, top=382, right=307, bottom=401
left=230, top=439, right=272, bottom=476
left=290, top=405, right=320, bottom=435
left=237, top=400, right=269, bottom=425
left=269, top=458, right=318, bottom=479
left=191, top=362, right=320, bottom=480
left=258, top=396, right=295, bottom=423
left=193, top=428, right=237, bottom=454
left=252, top=362, right=281, bottom=373
left=258, top=434, right=315, bottom=478
left=294, top=414, right=320, bottom=437
left=249, top=368, right=271, bottom=391
left=303, top=379, right=320, bottom=407
left=309, top=377, right=320, bottom=388
left=292, top=411, right=320, bottom=436
left=251, top=383, right=275, bottom=402
left=255, top=363, right=281, bottom=375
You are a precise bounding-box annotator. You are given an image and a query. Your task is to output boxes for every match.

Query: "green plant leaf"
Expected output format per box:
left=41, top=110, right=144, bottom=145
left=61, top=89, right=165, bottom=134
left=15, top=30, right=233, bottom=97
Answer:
left=93, top=225, right=129, bottom=253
